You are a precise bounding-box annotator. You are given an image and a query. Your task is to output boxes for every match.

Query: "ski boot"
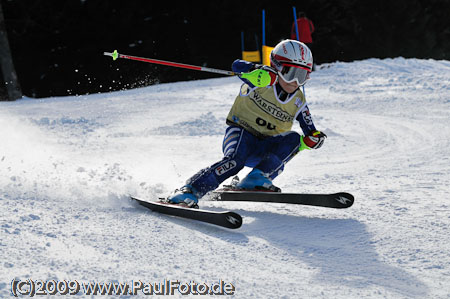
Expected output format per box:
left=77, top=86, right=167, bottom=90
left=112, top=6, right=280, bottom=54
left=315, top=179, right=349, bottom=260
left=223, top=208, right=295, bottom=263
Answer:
left=166, top=185, right=199, bottom=208
left=235, top=169, right=281, bottom=192
left=222, top=176, right=241, bottom=191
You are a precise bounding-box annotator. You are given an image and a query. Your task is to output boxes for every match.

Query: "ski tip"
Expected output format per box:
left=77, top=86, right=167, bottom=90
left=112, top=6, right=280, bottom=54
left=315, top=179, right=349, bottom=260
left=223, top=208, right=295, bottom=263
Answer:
left=225, top=212, right=243, bottom=229
left=130, top=196, right=243, bottom=229
left=333, top=192, right=355, bottom=208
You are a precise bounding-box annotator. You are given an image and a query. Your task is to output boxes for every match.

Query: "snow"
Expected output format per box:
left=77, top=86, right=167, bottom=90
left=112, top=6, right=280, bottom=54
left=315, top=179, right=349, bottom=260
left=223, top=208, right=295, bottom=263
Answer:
left=1, top=57, right=450, bottom=298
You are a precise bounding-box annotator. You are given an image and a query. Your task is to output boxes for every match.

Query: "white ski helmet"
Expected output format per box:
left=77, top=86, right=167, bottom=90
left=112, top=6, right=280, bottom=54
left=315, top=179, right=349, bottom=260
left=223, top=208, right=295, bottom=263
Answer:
left=270, top=39, right=313, bottom=86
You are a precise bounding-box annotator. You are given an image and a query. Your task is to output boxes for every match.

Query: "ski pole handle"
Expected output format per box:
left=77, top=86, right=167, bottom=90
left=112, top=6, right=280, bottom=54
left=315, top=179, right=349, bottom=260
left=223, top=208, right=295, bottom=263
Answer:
left=104, top=50, right=272, bottom=87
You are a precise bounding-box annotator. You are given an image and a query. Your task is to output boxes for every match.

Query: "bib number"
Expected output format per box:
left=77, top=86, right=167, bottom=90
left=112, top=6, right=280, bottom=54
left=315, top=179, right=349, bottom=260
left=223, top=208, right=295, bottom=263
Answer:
left=256, top=117, right=276, bottom=130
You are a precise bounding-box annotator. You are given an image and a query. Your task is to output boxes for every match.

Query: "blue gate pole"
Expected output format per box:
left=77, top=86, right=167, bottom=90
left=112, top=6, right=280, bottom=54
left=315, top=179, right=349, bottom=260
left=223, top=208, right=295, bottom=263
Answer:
left=293, top=6, right=299, bottom=41
left=293, top=7, right=305, bottom=96
left=262, top=9, right=266, bottom=46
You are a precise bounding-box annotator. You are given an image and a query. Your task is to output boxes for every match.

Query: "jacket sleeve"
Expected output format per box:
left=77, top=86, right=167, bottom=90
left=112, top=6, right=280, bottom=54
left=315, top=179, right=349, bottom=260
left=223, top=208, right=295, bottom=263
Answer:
left=296, top=104, right=317, bottom=135
left=232, top=59, right=257, bottom=87
left=232, top=59, right=254, bottom=73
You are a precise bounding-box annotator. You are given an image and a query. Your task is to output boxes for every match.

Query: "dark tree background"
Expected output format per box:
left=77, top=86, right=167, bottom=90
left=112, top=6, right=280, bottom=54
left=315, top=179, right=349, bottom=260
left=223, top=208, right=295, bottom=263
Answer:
left=2, top=0, right=449, bottom=98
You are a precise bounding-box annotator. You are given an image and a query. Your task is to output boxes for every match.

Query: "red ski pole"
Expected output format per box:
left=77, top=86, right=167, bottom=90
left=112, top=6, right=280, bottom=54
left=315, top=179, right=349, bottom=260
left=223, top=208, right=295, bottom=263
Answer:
left=104, top=50, right=237, bottom=75
left=103, top=50, right=272, bottom=87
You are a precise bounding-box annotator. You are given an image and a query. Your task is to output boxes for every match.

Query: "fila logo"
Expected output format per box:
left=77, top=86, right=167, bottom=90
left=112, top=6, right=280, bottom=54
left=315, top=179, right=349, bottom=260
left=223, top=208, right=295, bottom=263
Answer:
left=215, top=160, right=237, bottom=176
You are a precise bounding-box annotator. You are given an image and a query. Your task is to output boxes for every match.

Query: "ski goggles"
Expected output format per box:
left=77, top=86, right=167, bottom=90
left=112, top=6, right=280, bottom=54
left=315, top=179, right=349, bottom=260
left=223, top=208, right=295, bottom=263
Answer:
left=279, top=63, right=311, bottom=86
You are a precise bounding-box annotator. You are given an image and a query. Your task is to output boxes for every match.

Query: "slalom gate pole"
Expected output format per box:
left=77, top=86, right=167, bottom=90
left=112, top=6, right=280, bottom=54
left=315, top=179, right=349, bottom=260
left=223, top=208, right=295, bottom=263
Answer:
left=293, top=6, right=300, bottom=41
left=292, top=7, right=306, bottom=97
left=103, top=50, right=272, bottom=87
left=262, top=9, right=266, bottom=46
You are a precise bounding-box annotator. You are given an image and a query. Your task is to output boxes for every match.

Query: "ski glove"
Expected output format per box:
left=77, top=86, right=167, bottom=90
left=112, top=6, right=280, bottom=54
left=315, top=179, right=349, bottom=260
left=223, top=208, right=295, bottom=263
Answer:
left=302, top=130, right=327, bottom=149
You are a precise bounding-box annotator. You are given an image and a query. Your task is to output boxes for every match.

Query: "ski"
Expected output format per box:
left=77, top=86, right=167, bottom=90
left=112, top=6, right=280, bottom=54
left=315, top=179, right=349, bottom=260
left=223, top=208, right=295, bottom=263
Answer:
left=213, top=191, right=354, bottom=209
left=131, top=196, right=242, bottom=229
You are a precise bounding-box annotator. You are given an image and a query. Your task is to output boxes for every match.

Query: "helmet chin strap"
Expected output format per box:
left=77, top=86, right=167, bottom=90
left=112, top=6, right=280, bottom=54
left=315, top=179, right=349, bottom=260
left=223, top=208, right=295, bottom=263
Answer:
left=275, top=82, right=298, bottom=101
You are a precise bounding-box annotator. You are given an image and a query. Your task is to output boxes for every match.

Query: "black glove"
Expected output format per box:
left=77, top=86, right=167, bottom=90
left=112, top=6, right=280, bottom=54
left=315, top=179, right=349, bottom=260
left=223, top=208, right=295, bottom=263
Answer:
left=303, top=130, right=327, bottom=149
left=252, top=64, right=278, bottom=86
left=253, top=64, right=277, bottom=74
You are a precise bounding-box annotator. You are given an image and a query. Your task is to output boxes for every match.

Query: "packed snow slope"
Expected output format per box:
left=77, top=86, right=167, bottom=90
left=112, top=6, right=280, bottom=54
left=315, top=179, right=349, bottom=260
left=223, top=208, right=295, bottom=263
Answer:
left=1, top=58, right=449, bottom=298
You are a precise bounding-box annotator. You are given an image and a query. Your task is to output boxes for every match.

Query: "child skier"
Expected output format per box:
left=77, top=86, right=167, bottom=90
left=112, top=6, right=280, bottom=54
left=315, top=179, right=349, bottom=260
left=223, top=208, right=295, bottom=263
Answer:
left=167, top=39, right=327, bottom=207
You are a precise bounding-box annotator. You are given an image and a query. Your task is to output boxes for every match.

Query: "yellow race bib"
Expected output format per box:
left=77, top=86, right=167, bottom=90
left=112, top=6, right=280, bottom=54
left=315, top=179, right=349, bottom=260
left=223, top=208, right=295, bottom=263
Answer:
left=227, top=84, right=306, bottom=137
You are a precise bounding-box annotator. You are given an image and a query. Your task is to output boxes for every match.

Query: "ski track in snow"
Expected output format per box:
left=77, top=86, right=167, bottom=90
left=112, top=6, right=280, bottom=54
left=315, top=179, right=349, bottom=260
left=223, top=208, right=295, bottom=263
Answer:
left=1, top=58, right=449, bottom=298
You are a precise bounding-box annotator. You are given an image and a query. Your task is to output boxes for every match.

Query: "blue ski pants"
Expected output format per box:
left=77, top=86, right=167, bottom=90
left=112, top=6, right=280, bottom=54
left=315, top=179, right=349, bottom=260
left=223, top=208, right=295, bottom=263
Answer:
left=187, top=126, right=301, bottom=198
